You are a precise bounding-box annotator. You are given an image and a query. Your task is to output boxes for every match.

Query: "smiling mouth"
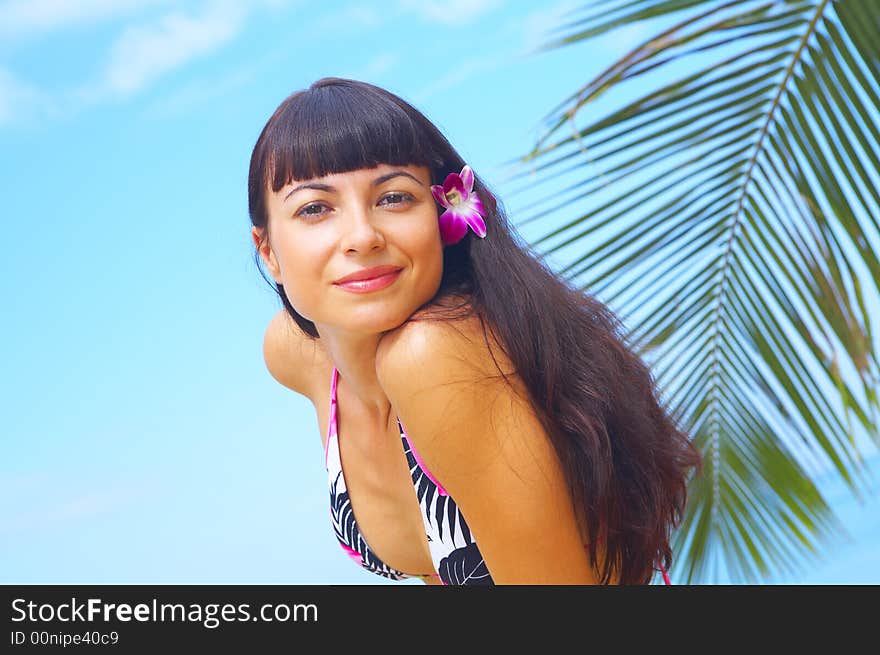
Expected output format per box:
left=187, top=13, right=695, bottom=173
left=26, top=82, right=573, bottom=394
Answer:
left=333, top=268, right=402, bottom=293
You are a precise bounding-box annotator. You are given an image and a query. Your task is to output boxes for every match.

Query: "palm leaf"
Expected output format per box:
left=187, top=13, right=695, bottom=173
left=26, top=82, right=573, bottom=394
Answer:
left=508, top=0, right=880, bottom=583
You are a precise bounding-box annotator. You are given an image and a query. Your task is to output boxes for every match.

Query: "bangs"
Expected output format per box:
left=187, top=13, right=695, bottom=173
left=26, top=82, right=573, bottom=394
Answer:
left=260, top=83, right=445, bottom=193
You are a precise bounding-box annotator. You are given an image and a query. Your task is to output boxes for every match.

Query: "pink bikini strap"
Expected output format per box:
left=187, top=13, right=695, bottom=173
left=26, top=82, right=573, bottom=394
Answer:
left=324, top=367, right=339, bottom=469
left=330, top=366, right=339, bottom=410
left=659, top=560, right=671, bottom=585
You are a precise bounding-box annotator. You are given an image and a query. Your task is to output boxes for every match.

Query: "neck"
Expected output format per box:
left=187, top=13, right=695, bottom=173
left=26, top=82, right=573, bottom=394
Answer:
left=317, top=326, right=393, bottom=427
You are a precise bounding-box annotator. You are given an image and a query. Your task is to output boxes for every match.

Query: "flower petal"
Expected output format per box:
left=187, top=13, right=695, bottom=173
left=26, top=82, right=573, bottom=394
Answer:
left=446, top=205, right=485, bottom=237
left=460, top=203, right=487, bottom=237
left=442, top=172, right=465, bottom=195
left=438, top=209, right=468, bottom=245
left=470, top=194, right=486, bottom=218
left=431, top=184, right=451, bottom=209
left=460, top=165, right=474, bottom=193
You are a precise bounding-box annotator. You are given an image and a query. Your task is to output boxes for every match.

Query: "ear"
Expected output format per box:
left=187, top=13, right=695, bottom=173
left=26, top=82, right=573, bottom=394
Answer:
left=252, top=226, right=282, bottom=284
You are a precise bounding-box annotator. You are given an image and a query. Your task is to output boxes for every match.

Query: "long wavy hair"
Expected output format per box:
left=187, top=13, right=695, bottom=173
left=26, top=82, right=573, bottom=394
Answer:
left=248, top=77, right=703, bottom=584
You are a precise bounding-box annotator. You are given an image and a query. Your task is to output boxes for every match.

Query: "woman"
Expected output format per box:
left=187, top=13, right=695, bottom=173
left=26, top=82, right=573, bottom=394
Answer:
left=248, top=77, right=703, bottom=585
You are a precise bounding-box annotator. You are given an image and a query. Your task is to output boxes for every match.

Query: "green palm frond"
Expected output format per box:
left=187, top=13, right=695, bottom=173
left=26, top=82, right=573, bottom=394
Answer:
left=510, top=0, right=880, bottom=583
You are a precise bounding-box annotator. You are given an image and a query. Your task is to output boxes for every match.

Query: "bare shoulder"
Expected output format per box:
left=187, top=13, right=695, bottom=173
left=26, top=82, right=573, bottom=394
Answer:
left=261, top=309, right=329, bottom=401
left=376, top=295, right=517, bottom=392
left=375, top=299, right=599, bottom=583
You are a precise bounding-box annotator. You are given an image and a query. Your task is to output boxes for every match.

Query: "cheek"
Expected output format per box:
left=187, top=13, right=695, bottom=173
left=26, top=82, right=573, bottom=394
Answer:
left=415, top=206, right=442, bottom=250
left=274, top=242, right=326, bottom=316
left=413, top=221, right=444, bottom=291
left=278, top=265, right=313, bottom=318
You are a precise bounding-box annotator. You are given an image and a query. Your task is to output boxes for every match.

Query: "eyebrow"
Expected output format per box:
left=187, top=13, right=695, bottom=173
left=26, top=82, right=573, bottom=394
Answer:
left=282, top=171, right=423, bottom=203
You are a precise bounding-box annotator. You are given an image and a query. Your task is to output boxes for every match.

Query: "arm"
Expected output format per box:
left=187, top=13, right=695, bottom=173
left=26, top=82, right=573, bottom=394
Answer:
left=262, top=309, right=321, bottom=398
left=375, top=318, right=600, bottom=585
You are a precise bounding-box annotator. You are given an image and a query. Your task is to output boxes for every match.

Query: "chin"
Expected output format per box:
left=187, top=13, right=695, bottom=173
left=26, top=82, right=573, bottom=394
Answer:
left=343, top=303, right=415, bottom=335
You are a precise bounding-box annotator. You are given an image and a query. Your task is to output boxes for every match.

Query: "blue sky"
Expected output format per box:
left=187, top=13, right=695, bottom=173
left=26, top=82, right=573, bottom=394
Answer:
left=1, top=0, right=876, bottom=585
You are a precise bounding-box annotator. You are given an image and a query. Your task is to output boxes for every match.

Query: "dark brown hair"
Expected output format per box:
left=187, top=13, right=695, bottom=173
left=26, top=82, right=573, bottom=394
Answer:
left=248, top=77, right=703, bottom=584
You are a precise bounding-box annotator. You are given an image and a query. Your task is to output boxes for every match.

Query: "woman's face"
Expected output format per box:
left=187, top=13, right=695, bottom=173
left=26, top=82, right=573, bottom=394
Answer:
left=254, top=163, right=444, bottom=335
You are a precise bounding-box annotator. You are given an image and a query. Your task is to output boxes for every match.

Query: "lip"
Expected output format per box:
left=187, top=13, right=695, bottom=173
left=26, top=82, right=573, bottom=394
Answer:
left=334, top=265, right=403, bottom=285
left=333, top=267, right=403, bottom=293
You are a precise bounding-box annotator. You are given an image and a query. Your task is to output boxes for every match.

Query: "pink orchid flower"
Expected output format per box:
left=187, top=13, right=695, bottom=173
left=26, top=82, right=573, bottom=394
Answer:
left=430, top=164, right=488, bottom=245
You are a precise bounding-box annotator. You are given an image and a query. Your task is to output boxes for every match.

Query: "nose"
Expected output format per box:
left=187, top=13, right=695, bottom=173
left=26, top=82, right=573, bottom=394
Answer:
left=340, top=204, right=385, bottom=253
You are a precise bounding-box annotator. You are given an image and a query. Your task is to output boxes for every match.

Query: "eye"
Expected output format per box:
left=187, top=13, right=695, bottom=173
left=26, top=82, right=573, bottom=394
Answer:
left=296, top=203, right=328, bottom=219
left=294, top=192, right=414, bottom=221
left=379, top=192, right=414, bottom=207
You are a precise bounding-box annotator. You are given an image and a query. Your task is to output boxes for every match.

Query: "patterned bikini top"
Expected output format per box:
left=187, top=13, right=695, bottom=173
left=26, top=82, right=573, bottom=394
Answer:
left=324, top=366, right=493, bottom=585
left=323, top=366, right=671, bottom=586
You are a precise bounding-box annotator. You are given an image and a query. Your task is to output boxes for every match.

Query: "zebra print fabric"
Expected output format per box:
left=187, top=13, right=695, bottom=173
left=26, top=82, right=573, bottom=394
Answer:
left=325, top=366, right=494, bottom=585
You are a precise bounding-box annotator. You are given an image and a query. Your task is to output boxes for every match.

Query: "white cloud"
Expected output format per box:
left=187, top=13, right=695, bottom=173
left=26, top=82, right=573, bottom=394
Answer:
left=0, top=67, right=57, bottom=126
left=88, top=0, right=246, bottom=99
left=0, top=0, right=296, bottom=41
left=397, top=0, right=503, bottom=25
left=0, top=0, right=172, bottom=41
left=0, top=0, right=301, bottom=125
left=144, top=48, right=279, bottom=118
